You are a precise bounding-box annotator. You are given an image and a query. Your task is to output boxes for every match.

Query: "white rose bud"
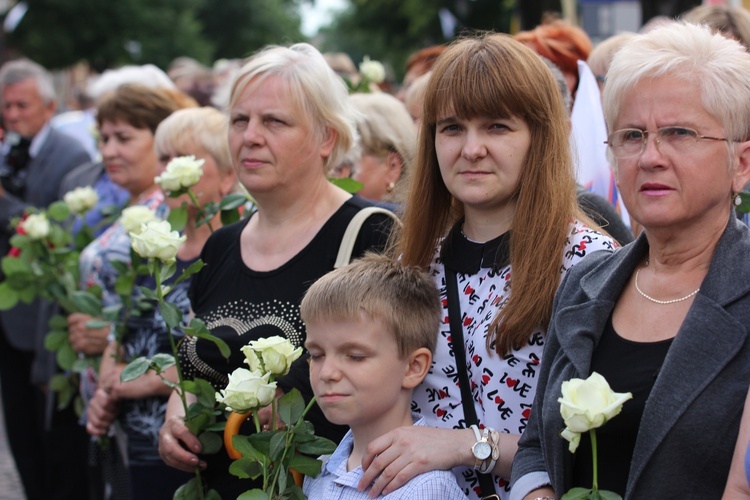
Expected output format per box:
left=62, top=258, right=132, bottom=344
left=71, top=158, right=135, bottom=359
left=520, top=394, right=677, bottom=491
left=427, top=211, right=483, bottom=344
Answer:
left=241, top=336, right=303, bottom=376
left=155, top=155, right=205, bottom=192
left=22, top=213, right=50, bottom=240
left=119, top=206, right=159, bottom=235
left=130, top=220, right=186, bottom=263
left=215, top=368, right=277, bottom=413
left=359, top=56, right=385, bottom=84
left=63, top=186, right=99, bottom=215
left=558, top=372, right=632, bottom=453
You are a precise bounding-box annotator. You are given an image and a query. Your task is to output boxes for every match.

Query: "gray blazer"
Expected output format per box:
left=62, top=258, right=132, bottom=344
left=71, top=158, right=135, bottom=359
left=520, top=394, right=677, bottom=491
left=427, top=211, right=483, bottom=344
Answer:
left=511, top=216, right=750, bottom=499
left=0, top=127, right=90, bottom=350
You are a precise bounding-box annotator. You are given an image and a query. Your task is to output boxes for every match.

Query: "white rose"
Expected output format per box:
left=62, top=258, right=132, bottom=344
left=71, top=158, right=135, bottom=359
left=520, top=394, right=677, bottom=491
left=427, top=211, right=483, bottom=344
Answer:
left=241, top=336, right=303, bottom=376
left=63, top=186, right=99, bottom=215
left=130, top=220, right=186, bottom=263
left=215, top=368, right=277, bottom=413
left=359, top=56, right=385, bottom=84
left=558, top=372, right=632, bottom=453
left=119, top=206, right=159, bottom=235
left=155, top=155, right=205, bottom=192
left=22, top=213, right=50, bottom=240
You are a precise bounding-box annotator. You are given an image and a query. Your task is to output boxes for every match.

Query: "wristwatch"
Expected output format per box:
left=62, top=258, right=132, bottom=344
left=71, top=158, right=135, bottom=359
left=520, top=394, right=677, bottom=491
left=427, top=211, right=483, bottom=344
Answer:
left=470, top=425, right=492, bottom=470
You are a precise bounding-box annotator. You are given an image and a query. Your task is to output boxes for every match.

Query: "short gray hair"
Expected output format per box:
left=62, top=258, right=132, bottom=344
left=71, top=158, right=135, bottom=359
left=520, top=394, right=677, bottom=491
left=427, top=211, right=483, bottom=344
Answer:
left=0, top=58, right=56, bottom=104
left=229, top=43, right=357, bottom=170
left=603, top=22, right=750, bottom=143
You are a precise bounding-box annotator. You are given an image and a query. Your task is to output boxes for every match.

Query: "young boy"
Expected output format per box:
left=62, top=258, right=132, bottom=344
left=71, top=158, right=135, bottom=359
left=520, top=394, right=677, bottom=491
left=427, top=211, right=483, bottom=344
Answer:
left=300, top=253, right=465, bottom=499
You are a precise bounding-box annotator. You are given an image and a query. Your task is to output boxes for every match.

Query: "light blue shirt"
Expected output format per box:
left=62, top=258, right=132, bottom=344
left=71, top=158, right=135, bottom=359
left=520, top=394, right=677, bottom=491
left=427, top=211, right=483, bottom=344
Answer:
left=303, top=414, right=466, bottom=499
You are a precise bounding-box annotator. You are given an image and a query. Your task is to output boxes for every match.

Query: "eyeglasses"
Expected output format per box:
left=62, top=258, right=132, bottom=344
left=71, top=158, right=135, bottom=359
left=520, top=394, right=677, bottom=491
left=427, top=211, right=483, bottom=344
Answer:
left=605, top=127, right=730, bottom=159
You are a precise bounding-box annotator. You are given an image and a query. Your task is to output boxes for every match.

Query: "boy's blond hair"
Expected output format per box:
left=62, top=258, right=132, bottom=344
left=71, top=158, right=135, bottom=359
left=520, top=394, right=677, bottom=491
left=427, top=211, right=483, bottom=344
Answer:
left=300, top=253, right=440, bottom=358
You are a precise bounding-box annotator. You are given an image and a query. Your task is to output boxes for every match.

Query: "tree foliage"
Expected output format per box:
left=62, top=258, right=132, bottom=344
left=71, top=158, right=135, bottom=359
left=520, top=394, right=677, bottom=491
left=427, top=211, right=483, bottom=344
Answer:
left=319, top=0, right=515, bottom=81
left=4, top=0, right=305, bottom=71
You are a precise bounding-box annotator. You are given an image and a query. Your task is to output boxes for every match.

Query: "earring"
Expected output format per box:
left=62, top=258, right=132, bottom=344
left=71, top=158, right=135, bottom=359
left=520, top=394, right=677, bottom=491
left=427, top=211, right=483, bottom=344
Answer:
left=386, top=182, right=395, bottom=193
left=735, top=194, right=743, bottom=207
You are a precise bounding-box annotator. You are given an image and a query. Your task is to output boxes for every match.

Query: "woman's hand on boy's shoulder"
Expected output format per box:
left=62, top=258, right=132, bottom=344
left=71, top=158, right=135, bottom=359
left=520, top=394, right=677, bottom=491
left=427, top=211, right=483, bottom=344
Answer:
left=358, top=425, right=475, bottom=497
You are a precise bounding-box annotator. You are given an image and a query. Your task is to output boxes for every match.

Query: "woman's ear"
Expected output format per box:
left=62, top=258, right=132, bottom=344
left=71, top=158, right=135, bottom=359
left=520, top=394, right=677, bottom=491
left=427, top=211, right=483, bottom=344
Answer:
left=385, top=151, right=404, bottom=185
left=732, top=139, right=750, bottom=195
left=402, top=347, right=431, bottom=389
left=319, top=127, right=338, bottom=160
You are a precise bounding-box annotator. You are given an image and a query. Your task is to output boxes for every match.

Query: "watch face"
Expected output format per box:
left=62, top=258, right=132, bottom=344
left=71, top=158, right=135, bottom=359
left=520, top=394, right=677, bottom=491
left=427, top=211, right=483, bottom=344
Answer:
left=473, top=441, right=492, bottom=460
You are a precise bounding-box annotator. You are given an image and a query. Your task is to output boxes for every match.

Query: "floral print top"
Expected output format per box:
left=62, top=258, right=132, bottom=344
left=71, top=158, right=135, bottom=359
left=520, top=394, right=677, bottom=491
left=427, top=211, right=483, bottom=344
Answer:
left=411, top=219, right=616, bottom=499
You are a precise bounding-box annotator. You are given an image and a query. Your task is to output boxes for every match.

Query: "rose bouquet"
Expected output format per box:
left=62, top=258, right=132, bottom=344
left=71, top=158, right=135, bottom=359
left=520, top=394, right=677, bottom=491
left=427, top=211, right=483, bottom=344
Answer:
left=0, top=191, right=108, bottom=411
left=220, top=336, right=336, bottom=500
left=559, top=372, right=632, bottom=500
left=120, top=217, right=230, bottom=499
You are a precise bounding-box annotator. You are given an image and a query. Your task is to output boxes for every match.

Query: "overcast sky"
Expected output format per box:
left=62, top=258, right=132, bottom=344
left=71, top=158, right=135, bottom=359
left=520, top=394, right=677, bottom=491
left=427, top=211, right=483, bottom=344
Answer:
left=300, top=0, right=348, bottom=36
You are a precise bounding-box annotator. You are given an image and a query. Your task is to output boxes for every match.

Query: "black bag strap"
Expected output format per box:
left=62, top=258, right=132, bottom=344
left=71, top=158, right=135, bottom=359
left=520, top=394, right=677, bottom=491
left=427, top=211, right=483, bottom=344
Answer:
left=445, top=268, right=498, bottom=499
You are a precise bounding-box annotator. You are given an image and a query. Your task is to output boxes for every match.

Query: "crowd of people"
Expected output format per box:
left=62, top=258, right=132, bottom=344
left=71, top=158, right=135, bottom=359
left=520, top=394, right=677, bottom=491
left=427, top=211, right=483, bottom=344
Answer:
left=0, top=4, right=749, bottom=500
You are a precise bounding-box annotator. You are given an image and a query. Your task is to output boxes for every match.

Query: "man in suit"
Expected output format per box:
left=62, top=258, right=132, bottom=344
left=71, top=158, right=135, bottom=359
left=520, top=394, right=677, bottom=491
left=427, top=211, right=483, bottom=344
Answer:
left=0, top=58, right=91, bottom=500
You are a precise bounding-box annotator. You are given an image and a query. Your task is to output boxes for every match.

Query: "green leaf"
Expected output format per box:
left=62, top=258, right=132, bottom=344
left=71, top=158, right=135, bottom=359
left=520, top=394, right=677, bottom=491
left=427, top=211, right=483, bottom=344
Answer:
left=282, top=483, right=306, bottom=500
left=237, top=489, right=268, bottom=500
left=561, top=487, right=595, bottom=500
left=44, top=331, right=69, bottom=350
left=173, top=260, right=204, bottom=287
left=159, top=301, right=183, bottom=330
left=287, top=453, right=325, bottom=477
left=17, top=286, right=37, bottom=304
left=229, top=457, right=265, bottom=482
left=48, top=314, right=68, bottom=330
left=248, top=432, right=273, bottom=456
left=120, top=357, right=151, bottom=382
left=114, top=271, right=135, bottom=297
left=233, top=435, right=263, bottom=461
left=47, top=201, right=70, bottom=221
left=199, top=430, right=223, bottom=455
left=110, top=260, right=129, bottom=275
left=192, top=378, right=219, bottom=408
left=598, top=491, right=623, bottom=500
left=269, top=431, right=286, bottom=461
left=220, top=209, right=240, bottom=226
left=194, top=330, right=231, bottom=360
left=278, top=389, right=305, bottom=427
left=330, top=177, right=363, bottom=194
left=737, top=192, right=750, bottom=213
left=205, top=490, right=222, bottom=500
left=173, top=477, right=202, bottom=500
left=1, top=256, right=29, bottom=276
left=71, top=290, right=102, bottom=316
left=150, top=353, right=175, bottom=371
left=219, top=193, right=248, bottom=210
left=56, top=342, right=77, bottom=371
left=168, top=205, right=188, bottom=232
left=85, top=319, right=110, bottom=330
left=137, top=286, right=158, bottom=301
left=0, top=282, right=19, bottom=310
left=296, top=436, right=336, bottom=456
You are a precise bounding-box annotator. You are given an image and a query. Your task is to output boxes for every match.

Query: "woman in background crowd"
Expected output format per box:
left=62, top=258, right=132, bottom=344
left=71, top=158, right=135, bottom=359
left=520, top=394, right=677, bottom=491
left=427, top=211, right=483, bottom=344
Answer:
left=350, top=92, right=416, bottom=211
left=85, top=107, right=236, bottom=498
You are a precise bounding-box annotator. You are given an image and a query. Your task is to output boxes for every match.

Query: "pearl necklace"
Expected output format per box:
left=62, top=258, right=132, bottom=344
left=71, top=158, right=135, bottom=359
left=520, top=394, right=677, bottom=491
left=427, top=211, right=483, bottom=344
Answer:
left=634, top=261, right=700, bottom=305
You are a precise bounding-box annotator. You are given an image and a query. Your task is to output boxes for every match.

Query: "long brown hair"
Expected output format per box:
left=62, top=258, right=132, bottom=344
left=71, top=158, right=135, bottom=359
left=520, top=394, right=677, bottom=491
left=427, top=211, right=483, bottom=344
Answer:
left=395, top=33, right=582, bottom=355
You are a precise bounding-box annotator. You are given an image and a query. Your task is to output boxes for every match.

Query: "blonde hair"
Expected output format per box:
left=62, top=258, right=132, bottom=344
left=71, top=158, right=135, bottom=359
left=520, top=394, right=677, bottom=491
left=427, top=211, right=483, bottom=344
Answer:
left=350, top=93, right=416, bottom=203
left=604, top=22, right=750, bottom=145
left=229, top=43, right=357, bottom=170
left=396, top=33, right=582, bottom=355
left=154, top=107, right=233, bottom=175
left=300, top=253, right=441, bottom=358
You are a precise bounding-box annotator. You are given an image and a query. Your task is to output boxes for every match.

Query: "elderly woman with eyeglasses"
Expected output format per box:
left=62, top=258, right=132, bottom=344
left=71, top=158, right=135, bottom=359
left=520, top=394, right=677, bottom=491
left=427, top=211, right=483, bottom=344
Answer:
left=511, top=22, right=750, bottom=499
